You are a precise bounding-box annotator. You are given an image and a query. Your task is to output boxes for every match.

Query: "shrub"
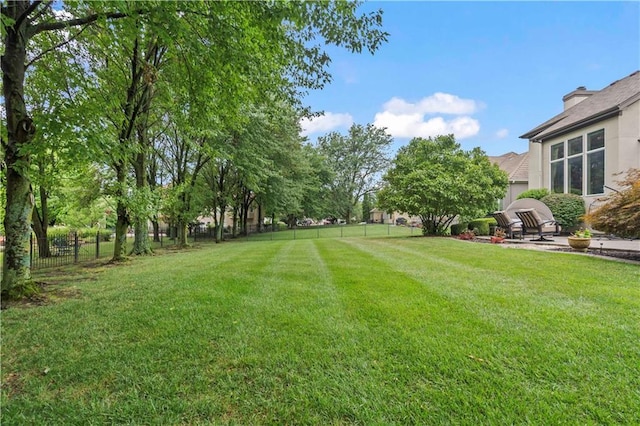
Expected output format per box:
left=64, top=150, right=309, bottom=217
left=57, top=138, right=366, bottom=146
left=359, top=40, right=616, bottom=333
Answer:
left=517, top=188, right=551, bottom=200
left=583, top=169, right=640, bottom=238
left=47, top=227, right=72, bottom=238
left=540, top=193, right=585, bottom=228
left=467, top=218, right=496, bottom=236
left=450, top=223, right=468, bottom=236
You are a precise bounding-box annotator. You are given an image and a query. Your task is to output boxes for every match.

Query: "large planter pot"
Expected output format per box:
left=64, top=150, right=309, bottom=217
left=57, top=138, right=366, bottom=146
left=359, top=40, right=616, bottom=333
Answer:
left=568, top=236, right=591, bottom=252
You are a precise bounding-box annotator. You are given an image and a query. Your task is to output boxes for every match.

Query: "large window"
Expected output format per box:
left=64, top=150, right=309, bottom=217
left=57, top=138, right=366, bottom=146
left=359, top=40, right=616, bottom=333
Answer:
left=549, top=129, right=604, bottom=195
left=550, top=142, right=564, bottom=193
left=567, top=136, right=583, bottom=195
left=587, top=129, right=605, bottom=194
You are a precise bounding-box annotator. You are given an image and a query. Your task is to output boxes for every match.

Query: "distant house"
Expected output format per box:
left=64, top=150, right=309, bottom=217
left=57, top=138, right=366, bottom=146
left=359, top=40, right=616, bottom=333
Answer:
left=369, top=209, right=421, bottom=226
left=520, top=71, right=640, bottom=208
left=488, top=151, right=529, bottom=209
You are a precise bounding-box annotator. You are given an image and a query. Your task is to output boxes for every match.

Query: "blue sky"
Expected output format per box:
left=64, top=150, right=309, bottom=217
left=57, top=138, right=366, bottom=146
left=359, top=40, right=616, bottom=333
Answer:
left=299, top=1, right=640, bottom=156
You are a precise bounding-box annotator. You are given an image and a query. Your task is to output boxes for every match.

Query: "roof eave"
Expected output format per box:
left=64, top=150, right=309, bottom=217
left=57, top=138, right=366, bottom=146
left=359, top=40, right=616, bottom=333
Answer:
left=525, top=107, right=620, bottom=143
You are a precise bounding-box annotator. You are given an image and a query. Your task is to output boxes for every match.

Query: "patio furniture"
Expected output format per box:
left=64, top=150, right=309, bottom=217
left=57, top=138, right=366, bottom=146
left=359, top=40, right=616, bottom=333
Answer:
left=491, top=211, right=523, bottom=239
left=505, top=198, right=556, bottom=223
left=515, top=208, right=561, bottom=241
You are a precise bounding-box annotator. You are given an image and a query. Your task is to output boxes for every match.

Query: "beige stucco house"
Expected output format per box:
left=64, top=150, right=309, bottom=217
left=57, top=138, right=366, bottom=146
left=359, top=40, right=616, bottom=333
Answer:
left=369, top=209, right=421, bottom=225
left=489, top=151, right=529, bottom=209
left=520, top=70, right=640, bottom=208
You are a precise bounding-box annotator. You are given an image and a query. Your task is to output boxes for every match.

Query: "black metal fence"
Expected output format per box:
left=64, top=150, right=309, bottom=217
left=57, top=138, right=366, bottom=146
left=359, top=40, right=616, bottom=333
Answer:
left=0, top=228, right=201, bottom=277
left=0, top=224, right=417, bottom=279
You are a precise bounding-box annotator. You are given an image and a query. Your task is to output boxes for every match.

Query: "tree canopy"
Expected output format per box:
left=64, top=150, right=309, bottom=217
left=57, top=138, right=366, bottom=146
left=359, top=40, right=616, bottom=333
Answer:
left=377, top=135, right=508, bottom=235
left=317, top=123, right=392, bottom=222
left=1, top=0, right=388, bottom=298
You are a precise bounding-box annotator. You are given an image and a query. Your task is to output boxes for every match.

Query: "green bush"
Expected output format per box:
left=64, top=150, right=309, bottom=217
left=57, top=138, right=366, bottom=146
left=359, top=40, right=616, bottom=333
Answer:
left=47, top=227, right=72, bottom=238
left=517, top=188, right=551, bottom=200
left=450, top=223, right=468, bottom=236
left=540, top=193, right=586, bottom=228
left=467, top=218, right=496, bottom=236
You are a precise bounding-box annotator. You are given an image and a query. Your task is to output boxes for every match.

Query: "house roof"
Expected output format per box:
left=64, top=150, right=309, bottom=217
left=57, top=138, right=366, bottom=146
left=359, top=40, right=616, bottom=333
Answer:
left=520, top=70, right=640, bottom=141
left=489, top=151, right=529, bottom=183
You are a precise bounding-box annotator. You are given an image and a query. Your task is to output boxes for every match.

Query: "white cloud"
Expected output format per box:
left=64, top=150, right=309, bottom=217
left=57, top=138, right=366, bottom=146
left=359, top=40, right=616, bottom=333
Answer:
left=300, top=112, right=354, bottom=136
left=373, top=93, right=482, bottom=140
left=496, top=128, right=509, bottom=139
left=382, top=93, right=481, bottom=115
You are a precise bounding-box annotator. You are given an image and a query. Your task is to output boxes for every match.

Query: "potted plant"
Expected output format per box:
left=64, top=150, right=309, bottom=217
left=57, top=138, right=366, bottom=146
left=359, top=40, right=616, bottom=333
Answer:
left=458, top=229, right=475, bottom=240
left=491, top=228, right=506, bottom=244
left=568, top=228, right=592, bottom=252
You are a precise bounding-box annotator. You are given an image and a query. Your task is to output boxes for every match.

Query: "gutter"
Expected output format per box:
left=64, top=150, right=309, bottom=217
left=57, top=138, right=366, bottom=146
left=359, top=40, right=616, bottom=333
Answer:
left=528, top=107, right=620, bottom=143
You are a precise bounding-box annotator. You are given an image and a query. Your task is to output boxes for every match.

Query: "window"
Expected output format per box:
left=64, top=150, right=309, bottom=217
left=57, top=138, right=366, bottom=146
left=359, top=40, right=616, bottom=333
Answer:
left=550, top=142, right=564, bottom=193
left=567, top=136, right=583, bottom=195
left=549, top=130, right=604, bottom=195
left=587, top=130, right=605, bottom=194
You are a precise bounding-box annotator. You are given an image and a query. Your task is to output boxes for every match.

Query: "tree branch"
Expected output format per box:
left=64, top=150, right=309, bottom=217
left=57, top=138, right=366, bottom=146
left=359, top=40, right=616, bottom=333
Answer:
left=26, top=24, right=90, bottom=69
left=27, top=0, right=54, bottom=26
left=28, top=10, right=130, bottom=37
left=15, top=0, right=43, bottom=30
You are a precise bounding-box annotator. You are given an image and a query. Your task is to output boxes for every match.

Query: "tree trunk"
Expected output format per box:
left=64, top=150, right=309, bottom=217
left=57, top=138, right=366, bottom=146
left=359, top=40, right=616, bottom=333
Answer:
left=112, top=165, right=129, bottom=261
left=32, top=205, right=51, bottom=258
left=232, top=207, right=239, bottom=237
left=1, top=2, right=38, bottom=298
left=152, top=219, right=160, bottom=242
left=257, top=203, right=263, bottom=233
left=176, top=220, right=188, bottom=247
left=31, top=166, right=52, bottom=257
left=131, top=151, right=152, bottom=255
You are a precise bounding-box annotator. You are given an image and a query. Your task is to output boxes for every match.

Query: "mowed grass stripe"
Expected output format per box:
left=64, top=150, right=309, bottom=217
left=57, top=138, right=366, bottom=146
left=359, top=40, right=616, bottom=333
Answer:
left=315, top=237, right=640, bottom=424
left=2, top=237, right=639, bottom=424
left=209, top=239, right=383, bottom=423
left=2, top=242, right=288, bottom=423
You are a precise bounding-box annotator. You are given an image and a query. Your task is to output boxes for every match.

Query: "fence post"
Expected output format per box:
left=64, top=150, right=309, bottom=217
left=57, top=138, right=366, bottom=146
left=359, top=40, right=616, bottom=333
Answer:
left=364, top=223, right=367, bottom=237
left=293, top=228, right=296, bottom=240
left=317, top=226, right=319, bottom=239
left=30, top=233, right=33, bottom=268
left=96, top=231, right=100, bottom=258
left=388, top=223, right=390, bottom=235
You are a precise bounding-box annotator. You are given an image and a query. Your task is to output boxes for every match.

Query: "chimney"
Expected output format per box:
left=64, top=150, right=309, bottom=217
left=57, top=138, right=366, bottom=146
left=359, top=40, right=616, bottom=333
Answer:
left=562, top=86, right=596, bottom=110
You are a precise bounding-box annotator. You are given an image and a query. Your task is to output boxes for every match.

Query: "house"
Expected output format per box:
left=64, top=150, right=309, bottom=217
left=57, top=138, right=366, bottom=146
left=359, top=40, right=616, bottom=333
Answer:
left=369, top=209, right=421, bottom=226
left=488, top=151, right=529, bottom=209
left=520, top=70, right=640, bottom=208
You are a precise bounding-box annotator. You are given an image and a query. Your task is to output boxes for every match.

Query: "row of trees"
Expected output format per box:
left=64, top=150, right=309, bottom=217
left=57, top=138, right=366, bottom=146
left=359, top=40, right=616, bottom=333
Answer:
left=1, top=1, right=389, bottom=298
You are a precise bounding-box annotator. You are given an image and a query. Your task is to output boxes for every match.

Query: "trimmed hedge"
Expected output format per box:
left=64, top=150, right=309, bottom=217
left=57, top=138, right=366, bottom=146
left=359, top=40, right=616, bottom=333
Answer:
left=468, top=218, right=497, bottom=236
left=540, top=193, right=586, bottom=228
left=450, top=223, right=468, bottom=236
left=517, top=188, right=551, bottom=200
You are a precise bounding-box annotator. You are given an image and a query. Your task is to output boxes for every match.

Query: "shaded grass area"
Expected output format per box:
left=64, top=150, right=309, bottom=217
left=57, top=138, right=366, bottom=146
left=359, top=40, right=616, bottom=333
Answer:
left=246, top=223, right=418, bottom=241
left=2, top=237, right=639, bottom=424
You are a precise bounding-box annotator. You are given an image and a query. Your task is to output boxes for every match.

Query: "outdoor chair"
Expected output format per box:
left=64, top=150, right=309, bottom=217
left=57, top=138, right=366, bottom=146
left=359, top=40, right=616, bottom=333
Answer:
left=515, top=208, right=561, bottom=241
left=491, top=211, right=523, bottom=239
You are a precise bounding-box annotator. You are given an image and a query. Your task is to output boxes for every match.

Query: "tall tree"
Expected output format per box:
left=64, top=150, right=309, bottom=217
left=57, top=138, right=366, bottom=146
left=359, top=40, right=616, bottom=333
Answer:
left=378, top=135, right=508, bottom=235
left=2, top=0, right=388, bottom=298
left=362, top=192, right=375, bottom=223
left=317, top=123, right=392, bottom=222
left=1, top=1, right=137, bottom=297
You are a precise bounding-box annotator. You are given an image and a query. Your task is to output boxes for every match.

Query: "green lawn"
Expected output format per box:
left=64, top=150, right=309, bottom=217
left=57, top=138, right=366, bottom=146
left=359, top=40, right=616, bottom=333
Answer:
left=2, top=237, right=639, bottom=424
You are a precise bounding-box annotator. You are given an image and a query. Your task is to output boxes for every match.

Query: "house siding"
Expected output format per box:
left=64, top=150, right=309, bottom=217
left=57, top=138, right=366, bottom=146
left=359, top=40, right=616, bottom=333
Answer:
left=617, top=100, right=640, bottom=176
left=528, top=100, right=639, bottom=207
